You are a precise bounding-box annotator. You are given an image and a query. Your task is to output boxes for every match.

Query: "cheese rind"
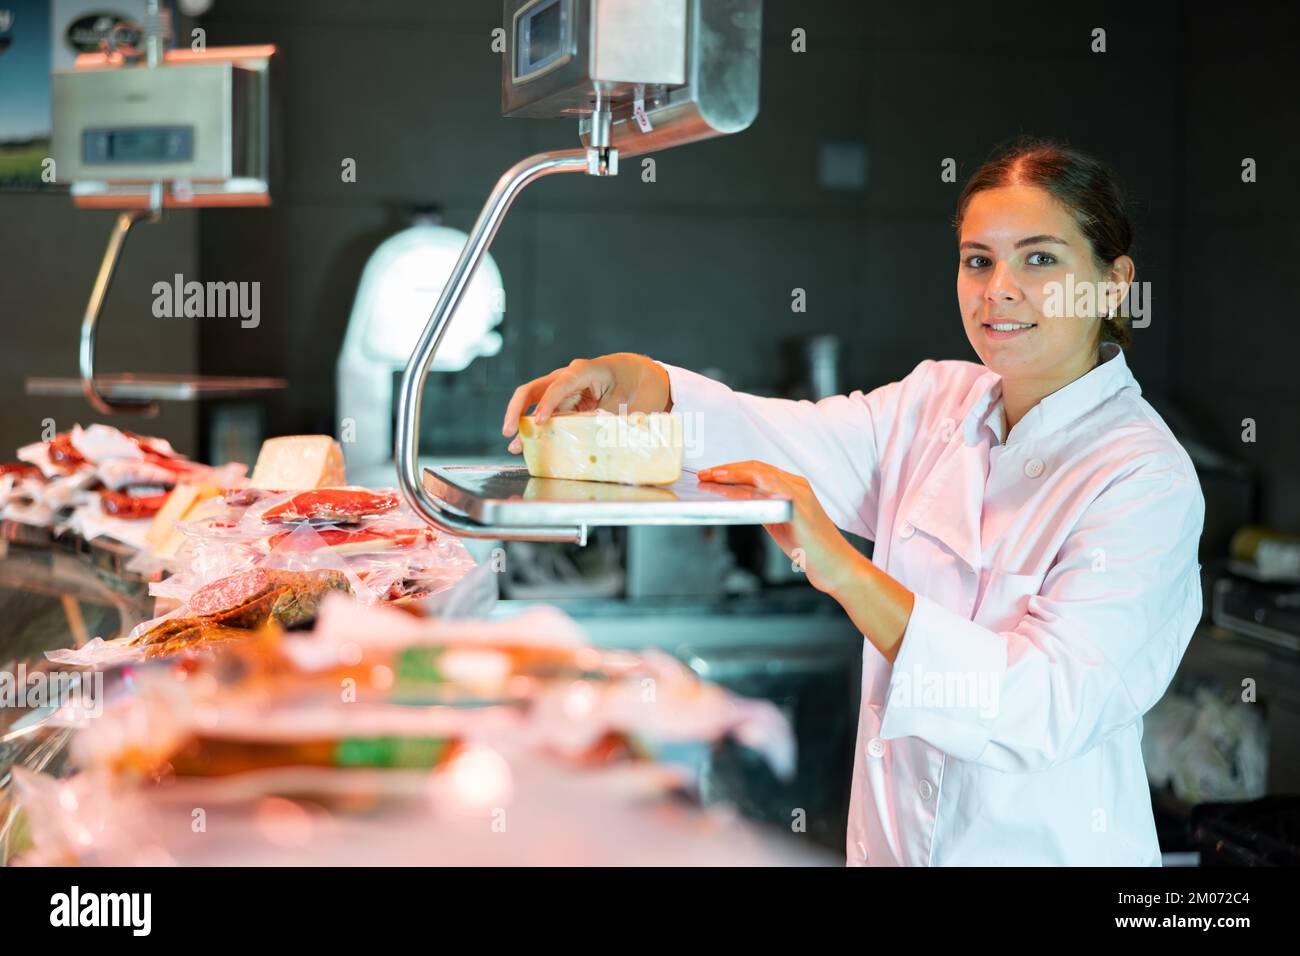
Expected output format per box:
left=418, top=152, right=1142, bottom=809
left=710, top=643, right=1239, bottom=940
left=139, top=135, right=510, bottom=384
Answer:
left=518, top=411, right=683, bottom=485
left=250, top=436, right=346, bottom=490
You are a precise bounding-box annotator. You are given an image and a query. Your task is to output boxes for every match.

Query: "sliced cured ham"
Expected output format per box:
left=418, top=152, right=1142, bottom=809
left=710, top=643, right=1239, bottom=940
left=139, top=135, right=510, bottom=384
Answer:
left=266, top=525, right=435, bottom=555
left=261, top=488, right=400, bottom=524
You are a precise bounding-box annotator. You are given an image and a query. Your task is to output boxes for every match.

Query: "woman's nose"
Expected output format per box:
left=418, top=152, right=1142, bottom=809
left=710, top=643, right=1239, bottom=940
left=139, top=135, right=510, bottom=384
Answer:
left=985, top=262, right=1022, bottom=302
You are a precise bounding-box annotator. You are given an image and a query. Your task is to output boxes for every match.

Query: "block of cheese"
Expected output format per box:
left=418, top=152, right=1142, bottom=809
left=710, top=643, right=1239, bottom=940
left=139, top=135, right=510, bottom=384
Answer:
left=518, top=410, right=683, bottom=485
left=145, top=483, right=222, bottom=558
left=250, top=435, right=346, bottom=490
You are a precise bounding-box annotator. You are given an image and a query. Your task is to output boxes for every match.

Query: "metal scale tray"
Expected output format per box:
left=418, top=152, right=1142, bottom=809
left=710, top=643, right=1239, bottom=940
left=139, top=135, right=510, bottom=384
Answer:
left=423, top=465, right=792, bottom=530
left=27, top=374, right=287, bottom=402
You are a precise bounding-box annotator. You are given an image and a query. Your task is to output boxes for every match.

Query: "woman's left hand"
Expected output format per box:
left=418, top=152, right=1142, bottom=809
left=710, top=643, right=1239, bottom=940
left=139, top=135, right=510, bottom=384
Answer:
left=698, top=460, right=864, bottom=596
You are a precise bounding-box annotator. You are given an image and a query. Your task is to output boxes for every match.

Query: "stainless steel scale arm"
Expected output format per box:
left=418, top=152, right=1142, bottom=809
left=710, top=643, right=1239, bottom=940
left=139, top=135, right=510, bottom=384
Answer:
left=394, top=148, right=596, bottom=544
left=77, top=4, right=169, bottom=417
left=79, top=204, right=163, bottom=416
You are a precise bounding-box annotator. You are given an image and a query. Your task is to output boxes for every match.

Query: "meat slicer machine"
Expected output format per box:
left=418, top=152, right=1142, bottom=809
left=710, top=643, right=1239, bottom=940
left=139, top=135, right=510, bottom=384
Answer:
left=26, top=0, right=284, bottom=415
left=398, top=0, right=787, bottom=544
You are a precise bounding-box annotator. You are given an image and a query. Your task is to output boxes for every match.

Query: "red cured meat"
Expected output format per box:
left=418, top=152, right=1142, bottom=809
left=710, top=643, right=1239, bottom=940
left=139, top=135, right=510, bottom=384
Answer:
left=261, top=489, right=400, bottom=524
left=48, top=434, right=85, bottom=471
left=142, top=452, right=193, bottom=474
left=124, top=430, right=188, bottom=462
left=223, top=487, right=275, bottom=508
left=100, top=489, right=170, bottom=518
left=187, top=567, right=282, bottom=616
left=267, top=525, right=434, bottom=555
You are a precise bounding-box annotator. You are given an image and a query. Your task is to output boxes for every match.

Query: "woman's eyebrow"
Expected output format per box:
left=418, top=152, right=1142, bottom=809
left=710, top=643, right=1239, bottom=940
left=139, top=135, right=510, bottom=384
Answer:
left=957, top=235, right=1070, bottom=251
left=1014, top=234, right=1069, bottom=248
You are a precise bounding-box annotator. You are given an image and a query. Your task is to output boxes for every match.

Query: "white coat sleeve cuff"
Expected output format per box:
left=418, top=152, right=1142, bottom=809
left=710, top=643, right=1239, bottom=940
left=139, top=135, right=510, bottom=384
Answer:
left=877, top=593, right=1007, bottom=762
left=659, top=362, right=734, bottom=415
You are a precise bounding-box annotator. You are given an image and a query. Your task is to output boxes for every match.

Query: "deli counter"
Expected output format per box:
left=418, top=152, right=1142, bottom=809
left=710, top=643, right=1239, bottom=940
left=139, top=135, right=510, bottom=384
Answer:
left=0, top=489, right=853, bottom=866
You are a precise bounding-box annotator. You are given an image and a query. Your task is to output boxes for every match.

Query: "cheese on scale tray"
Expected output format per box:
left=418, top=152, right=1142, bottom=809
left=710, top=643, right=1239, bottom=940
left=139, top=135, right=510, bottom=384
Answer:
left=250, top=435, right=346, bottom=490
left=518, top=410, right=683, bottom=485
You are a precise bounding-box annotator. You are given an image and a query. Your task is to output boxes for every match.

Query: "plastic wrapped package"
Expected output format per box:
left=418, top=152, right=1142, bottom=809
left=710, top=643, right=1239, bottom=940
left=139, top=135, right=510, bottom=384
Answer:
left=522, top=648, right=796, bottom=781
left=69, top=424, right=171, bottom=463
left=48, top=525, right=477, bottom=667
left=65, top=500, right=154, bottom=550
left=20, top=599, right=810, bottom=866
left=11, top=747, right=832, bottom=866
left=49, top=568, right=349, bottom=667
left=8, top=425, right=247, bottom=544
left=60, top=601, right=792, bottom=781
left=10, top=767, right=171, bottom=867
left=240, top=487, right=400, bottom=526
left=2, top=470, right=97, bottom=528
left=165, top=489, right=476, bottom=602
left=1142, top=685, right=1268, bottom=803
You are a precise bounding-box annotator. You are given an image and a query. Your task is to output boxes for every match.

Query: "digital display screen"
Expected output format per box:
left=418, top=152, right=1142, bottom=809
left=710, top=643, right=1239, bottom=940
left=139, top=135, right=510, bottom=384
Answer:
left=517, top=0, right=566, bottom=77
left=83, top=126, right=194, bottom=164
left=528, top=1, right=561, bottom=65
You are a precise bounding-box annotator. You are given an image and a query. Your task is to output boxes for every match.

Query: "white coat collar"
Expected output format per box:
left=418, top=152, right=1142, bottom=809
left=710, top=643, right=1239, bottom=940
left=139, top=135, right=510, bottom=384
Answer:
left=905, top=344, right=1139, bottom=571
left=983, top=342, right=1139, bottom=445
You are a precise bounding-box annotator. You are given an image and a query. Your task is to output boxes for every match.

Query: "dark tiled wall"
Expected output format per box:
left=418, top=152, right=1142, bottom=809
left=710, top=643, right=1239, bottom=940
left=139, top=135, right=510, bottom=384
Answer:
left=193, top=0, right=1190, bottom=460
left=10, top=3, right=1293, bottom=529
left=1173, top=13, right=1300, bottom=529
left=0, top=195, right=199, bottom=458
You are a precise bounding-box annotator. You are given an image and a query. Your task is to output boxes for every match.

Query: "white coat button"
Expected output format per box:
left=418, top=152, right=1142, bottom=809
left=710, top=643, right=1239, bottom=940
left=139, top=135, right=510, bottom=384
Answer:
left=898, top=522, right=915, bottom=539
left=867, top=737, right=886, bottom=758
left=1023, top=458, right=1045, bottom=479
left=918, top=780, right=935, bottom=801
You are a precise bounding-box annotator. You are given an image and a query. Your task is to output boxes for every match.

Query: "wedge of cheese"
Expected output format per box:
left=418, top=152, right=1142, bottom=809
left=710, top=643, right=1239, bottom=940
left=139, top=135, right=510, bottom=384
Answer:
left=250, top=435, right=346, bottom=490
left=518, top=410, right=683, bottom=485
left=145, top=483, right=222, bottom=559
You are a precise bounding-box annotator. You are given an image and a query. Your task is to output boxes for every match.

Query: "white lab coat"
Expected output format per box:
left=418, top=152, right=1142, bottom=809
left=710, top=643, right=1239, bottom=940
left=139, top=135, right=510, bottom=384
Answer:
left=661, top=342, right=1205, bottom=866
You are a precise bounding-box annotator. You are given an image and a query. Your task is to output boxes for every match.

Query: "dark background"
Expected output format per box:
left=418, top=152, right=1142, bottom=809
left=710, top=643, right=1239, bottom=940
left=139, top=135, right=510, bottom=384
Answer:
left=3, top=0, right=1298, bottom=528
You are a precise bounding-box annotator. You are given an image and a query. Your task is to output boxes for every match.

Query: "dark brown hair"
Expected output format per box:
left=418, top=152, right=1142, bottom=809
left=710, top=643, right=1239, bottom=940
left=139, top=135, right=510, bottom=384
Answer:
left=954, top=137, right=1135, bottom=349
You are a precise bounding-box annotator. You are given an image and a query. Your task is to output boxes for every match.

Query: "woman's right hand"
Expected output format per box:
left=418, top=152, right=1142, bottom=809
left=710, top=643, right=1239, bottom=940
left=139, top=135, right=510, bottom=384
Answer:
left=501, top=353, right=673, bottom=453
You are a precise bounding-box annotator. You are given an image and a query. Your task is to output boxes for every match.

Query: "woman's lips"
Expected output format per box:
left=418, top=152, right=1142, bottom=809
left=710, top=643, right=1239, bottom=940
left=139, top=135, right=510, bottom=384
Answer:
left=982, top=320, right=1037, bottom=341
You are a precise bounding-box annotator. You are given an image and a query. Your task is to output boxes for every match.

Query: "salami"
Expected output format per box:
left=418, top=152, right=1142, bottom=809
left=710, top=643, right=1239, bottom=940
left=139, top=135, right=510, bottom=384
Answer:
left=185, top=567, right=351, bottom=621
left=188, top=567, right=289, bottom=616
left=261, top=488, right=400, bottom=524
left=134, top=567, right=352, bottom=656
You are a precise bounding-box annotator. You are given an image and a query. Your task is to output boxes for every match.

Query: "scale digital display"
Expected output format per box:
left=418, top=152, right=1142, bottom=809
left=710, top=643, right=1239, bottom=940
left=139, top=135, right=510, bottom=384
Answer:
left=82, top=126, right=195, bottom=164
left=515, top=0, right=569, bottom=80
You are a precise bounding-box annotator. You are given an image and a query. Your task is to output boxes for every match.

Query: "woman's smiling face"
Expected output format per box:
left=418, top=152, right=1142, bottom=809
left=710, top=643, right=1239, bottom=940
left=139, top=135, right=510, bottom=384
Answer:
left=957, top=183, right=1123, bottom=382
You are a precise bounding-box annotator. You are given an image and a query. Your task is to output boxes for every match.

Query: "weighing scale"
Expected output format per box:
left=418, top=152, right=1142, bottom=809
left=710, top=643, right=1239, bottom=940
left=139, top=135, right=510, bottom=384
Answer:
left=25, top=0, right=284, bottom=416
left=396, top=0, right=782, bottom=544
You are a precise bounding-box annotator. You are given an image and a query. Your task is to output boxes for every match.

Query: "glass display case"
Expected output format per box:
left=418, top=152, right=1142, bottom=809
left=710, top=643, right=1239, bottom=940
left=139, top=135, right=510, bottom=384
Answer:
left=0, top=522, right=153, bottom=864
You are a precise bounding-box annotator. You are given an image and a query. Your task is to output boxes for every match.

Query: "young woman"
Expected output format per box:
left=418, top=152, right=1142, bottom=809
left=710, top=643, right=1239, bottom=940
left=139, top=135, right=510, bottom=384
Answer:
left=502, top=140, right=1205, bottom=866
